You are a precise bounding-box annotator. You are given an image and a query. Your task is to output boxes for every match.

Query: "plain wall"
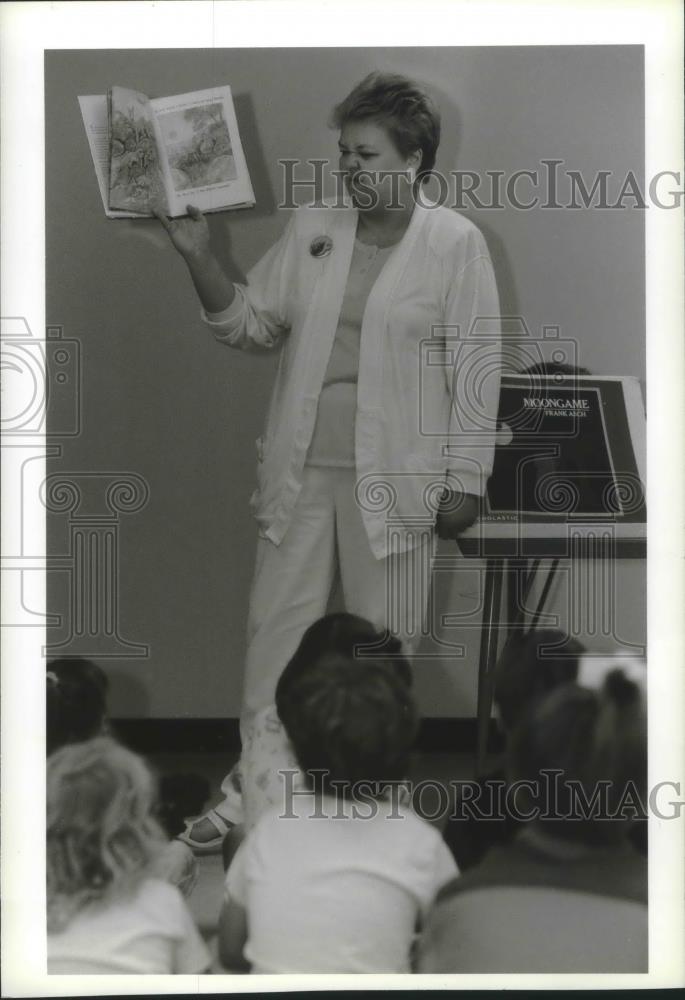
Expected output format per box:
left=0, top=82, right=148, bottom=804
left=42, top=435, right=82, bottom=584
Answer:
left=45, top=47, right=645, bottom=718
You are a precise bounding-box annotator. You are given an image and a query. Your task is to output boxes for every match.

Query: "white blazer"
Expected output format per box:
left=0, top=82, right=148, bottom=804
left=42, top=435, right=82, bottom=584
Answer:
left=202, top=199, right=501, bottom=558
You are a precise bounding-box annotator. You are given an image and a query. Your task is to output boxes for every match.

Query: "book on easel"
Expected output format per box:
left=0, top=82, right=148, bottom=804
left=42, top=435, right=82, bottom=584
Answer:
left=484, top=373, right=646, bottom=524
left=457, top=372, right=647, bottom=551
left=78, top=85, right=255, bottom=218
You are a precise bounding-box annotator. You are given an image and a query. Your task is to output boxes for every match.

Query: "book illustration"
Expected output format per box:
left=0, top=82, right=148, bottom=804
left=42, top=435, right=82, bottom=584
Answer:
left=157, top=103, right=238, bottom=192
left=108, top=89, right=168, bottom=213
left=78, top=96, right=141, bottom=218
left=79, top=85, right=255, bottom=218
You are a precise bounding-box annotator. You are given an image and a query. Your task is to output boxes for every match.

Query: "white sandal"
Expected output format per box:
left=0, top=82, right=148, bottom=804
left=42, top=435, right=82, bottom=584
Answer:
left=178, top=808, right=235, bottom=855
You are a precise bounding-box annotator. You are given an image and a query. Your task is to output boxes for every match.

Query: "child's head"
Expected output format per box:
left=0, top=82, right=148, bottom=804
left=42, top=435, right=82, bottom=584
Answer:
left=284, top=658, right=418, bottom=796
left=46, top=658, right=108, bottom=756
left=494, top=630, right=586, bottom=732
left=276, top=612, right=412, bottom=726
left=506, top=663, right=647, bottom=846
left=518, top=361, right=592, bottom=377
left=276, top=614, right=417, bottom=797
left=47, top=736, right=165, bottom=931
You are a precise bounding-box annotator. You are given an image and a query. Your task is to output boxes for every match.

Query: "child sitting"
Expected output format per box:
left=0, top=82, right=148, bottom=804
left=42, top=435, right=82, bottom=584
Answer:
left=442, top=629, right=586, bottom=870
left=419, top=662, right=647, bottom=973
left=218, top=615, right=457, bottom=973
left=442, top=634, right=647, bottom=869
left=239, top=614, right=410, bottom=828
left=47, top=737, right=211, bottom=974
left=47, top=658, right=200, bottom=897
left=217, top=613, right=414, bottom=870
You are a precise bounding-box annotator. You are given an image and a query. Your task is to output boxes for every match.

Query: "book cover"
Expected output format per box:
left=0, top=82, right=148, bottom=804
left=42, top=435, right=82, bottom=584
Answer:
left=484, top=374, right=646, bottom=523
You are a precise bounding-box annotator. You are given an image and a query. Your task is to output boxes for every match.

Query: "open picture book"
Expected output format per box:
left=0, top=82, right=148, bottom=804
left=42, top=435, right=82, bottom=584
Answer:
left=79, top=85, right=255, bottom=218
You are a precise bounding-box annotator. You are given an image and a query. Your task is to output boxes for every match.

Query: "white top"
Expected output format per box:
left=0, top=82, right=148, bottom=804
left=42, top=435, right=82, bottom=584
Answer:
left=47, top=877, right=210, bottom=975
left=202, top=199, right=501, bottom=558
left=224, top=794, right=458, bottom=973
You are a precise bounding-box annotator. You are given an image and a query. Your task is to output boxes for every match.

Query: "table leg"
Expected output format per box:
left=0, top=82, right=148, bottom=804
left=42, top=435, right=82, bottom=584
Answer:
left=506, top=559, right=526, bottom=636
left=476, top=558, right=504, bottom=776
left=529, top=558, right=560, bottom=630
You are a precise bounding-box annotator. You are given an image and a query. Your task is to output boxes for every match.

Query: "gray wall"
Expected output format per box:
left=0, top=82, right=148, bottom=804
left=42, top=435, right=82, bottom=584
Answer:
left=45, top=47, right=645, bottom=718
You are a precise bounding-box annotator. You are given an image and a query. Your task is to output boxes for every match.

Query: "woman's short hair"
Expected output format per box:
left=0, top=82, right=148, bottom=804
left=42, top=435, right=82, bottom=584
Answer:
left=331, top=72, right=441, bottom=183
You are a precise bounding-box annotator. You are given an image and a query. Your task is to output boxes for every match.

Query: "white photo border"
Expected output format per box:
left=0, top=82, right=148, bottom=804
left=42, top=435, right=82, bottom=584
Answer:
left=1, top=0, right=683, bottom=994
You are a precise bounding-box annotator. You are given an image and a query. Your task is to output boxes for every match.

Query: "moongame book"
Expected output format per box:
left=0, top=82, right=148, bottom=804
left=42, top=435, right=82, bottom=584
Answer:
left=484, top=373, right=646, bottom=524
left=79, top=85, right=255, bottom=218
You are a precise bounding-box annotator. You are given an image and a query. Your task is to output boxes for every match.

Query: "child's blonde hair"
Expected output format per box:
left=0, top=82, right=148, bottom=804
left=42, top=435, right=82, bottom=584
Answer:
left=47, top=737, right=166, bottom=931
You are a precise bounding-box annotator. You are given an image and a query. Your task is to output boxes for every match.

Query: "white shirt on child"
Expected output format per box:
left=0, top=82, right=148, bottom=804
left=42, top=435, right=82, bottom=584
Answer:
left=224, top=792, right=458, bottom=973
left=48, top=877, right=210, bottom=975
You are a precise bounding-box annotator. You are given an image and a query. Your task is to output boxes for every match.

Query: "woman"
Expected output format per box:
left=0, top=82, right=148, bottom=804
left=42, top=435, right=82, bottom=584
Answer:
left=155, top=72, right=501, bottom=849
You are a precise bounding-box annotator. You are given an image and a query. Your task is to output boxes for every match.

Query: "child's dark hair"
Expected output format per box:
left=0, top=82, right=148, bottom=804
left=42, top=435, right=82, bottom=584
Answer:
left=284, top=657, right=418, bottom=796
left=276, top=612, right=412, bottom=727
left=494, top=630, right=586, bottom=732
left=506, top=668, right=647, bottom=845
left=518, top=361, right=592, bottom=378
left=47, top=658, right=109, bottom=756
left=275, top=614, right=417, bottom=797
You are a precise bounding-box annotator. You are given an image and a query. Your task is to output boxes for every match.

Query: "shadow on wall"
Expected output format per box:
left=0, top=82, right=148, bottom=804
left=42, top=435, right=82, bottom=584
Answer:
left=201, top=92, right=282, bottom=284
left=234, top=92, right=278, bottom=219
left=405, top=77, right=523, bottom=369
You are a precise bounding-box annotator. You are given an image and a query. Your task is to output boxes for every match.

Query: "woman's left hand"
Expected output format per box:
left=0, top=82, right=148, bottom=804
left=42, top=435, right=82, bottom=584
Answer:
left=435, top=490, right=481, bottom=539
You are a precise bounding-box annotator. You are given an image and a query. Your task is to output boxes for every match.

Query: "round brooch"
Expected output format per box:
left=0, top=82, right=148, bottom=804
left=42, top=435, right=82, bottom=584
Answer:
left=309, top=235, right=333, bottom=258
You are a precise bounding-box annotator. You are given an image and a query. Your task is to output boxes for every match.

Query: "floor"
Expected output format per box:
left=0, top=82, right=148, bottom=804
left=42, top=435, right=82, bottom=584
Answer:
left=148, top=749, right=482, bottom=950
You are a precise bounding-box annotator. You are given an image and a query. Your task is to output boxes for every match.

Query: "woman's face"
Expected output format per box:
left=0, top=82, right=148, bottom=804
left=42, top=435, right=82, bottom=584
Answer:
left=338, top=119, right=421, bottom=211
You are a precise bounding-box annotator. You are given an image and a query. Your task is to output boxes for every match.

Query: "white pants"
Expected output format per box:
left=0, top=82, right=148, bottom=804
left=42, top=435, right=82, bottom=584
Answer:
left=217, top=465, right=436, bottom=821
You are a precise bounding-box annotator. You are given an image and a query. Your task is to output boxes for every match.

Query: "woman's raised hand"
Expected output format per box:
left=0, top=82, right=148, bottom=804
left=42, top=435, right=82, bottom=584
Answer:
left=153, top=203, right=211, bottom=262
left=152, top=201, right=237, bottom=314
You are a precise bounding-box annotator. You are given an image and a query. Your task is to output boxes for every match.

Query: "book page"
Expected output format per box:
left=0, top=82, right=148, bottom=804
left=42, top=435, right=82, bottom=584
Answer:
left=108, top=86, right=168, bottom=215
left=77, top=95, right=143, bottom=218
left=150, top=86, right=255, bottom=217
